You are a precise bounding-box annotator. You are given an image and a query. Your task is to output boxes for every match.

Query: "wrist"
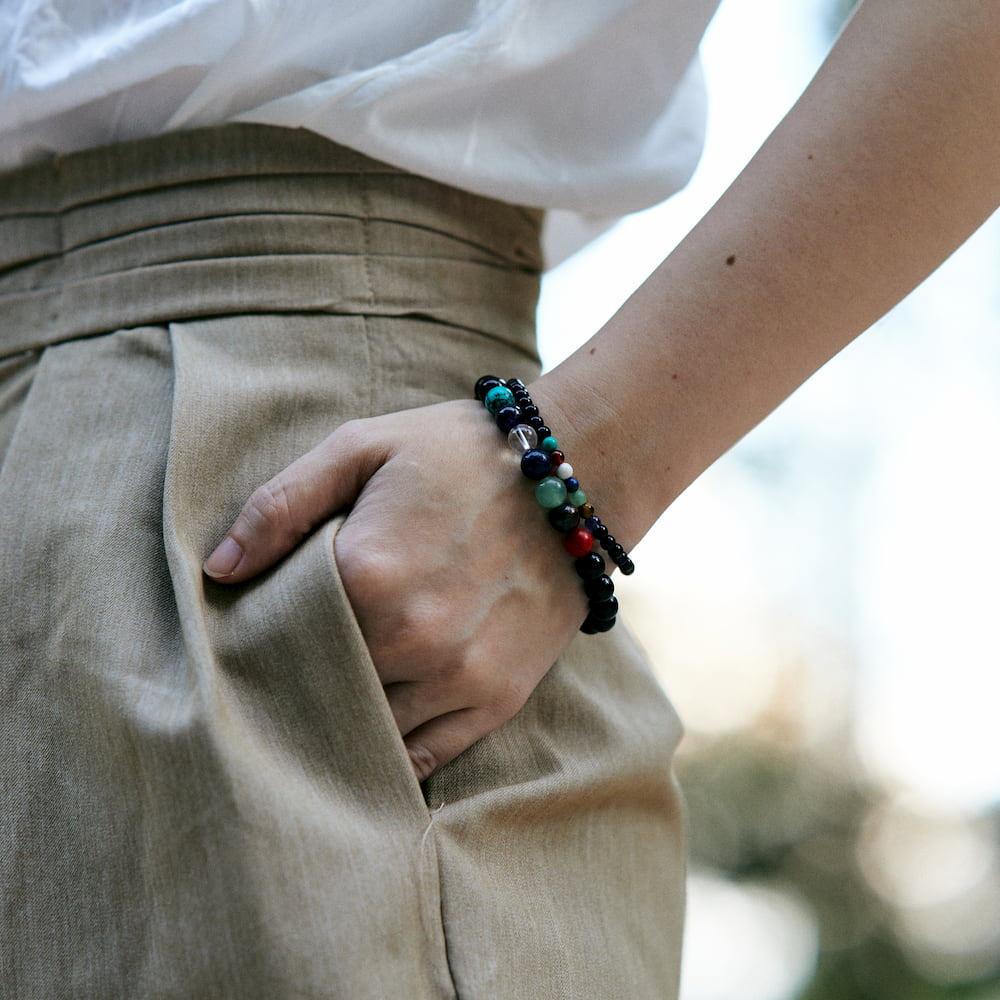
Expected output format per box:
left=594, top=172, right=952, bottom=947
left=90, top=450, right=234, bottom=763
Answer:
left=526, top=370, right=676, bottom=553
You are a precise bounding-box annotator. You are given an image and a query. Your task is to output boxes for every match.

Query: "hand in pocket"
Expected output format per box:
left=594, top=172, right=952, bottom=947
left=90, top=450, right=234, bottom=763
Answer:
left=204, top=398, right=588, bottom=780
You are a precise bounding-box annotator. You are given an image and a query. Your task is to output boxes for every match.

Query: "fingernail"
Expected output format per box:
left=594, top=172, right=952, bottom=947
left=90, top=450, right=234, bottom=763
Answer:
left=203, top=536, right=243, bottom=579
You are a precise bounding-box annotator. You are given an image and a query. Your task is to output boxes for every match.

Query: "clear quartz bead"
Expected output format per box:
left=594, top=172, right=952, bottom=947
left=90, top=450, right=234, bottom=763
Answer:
left=507, top=424, right=538, bottom=454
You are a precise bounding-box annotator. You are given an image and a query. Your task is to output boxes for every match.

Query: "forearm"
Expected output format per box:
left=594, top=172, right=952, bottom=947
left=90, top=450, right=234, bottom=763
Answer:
left=534, top=0, right=1000, bottom=548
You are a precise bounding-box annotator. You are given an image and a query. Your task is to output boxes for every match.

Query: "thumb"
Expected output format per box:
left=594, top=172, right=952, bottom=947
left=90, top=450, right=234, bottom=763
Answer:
left=203, top=420, right=387, bottom=584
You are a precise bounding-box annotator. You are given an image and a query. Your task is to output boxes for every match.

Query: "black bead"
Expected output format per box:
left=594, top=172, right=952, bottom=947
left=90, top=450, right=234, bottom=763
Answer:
left=607, top=543, right=626, bottom=559
left=535, top=425, right=551, bottom=441
left=584, top=575, right=615, bottom=602
left=507, top=378, right=527, bottom=392
left=521, top=403, right=540, bottom=419
left=591, top=523, right=609, bottom=541
left=526, top=415, right=544, bottom=430
left=547, top=503, right=581, bottom=533
left=520, top=449, right=553, bottom=480
left=589, top=595, right=619, bottom=621
left=574, top=552, right=606, bottom=580
left=474, top=375, right=504, bottom=401
left=581, top=614, right=616, bottom=634
left=619, top=558, right=635, bottom=576
left=495, top=406, right=522, bottom=432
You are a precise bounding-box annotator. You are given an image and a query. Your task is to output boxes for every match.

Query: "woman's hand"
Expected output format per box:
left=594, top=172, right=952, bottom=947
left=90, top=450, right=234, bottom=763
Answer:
left=203, top=397, right=588, bottom=781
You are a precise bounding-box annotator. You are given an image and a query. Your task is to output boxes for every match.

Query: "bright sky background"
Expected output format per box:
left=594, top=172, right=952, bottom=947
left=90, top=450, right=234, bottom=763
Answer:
left=538, top=1, right=1000, bottom=995
left=539, top=0, right=1000, bottom=813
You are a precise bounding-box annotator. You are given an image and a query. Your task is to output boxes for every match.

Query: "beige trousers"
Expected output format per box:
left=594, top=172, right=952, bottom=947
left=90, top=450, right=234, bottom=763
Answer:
left=0, top=125, right=685, bottom=999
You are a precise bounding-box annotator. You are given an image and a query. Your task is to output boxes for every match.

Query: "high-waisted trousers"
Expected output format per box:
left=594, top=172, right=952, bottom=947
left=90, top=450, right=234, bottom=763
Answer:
left=0, top=124, right=685, bottom=999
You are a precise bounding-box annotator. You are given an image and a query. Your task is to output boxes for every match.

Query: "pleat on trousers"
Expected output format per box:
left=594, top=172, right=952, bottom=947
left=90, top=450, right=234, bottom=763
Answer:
left=0, top=124, right=685, bottom=999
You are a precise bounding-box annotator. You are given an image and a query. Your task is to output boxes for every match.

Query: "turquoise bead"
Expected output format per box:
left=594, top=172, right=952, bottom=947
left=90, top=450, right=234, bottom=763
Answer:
left=541, top=436, right=558, bottom=452
left=569, top=489, right=587, bottom=506
left=535, top=476, right=568, bottom=509
left=484, top=385, right=515, bottom=415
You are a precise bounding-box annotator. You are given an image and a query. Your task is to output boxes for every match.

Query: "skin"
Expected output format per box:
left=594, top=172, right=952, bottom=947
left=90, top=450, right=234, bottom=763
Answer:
left=204, top=0, right=1000, bottom=781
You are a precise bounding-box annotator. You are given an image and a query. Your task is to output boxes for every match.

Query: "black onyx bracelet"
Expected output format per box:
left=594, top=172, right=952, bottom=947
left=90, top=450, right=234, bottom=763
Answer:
left=474, top=375, right=634, bottom=634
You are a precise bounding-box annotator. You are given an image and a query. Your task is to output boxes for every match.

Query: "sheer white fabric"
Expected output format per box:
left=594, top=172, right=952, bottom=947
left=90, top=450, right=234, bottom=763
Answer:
left=0, top=0, right=718, bottom=216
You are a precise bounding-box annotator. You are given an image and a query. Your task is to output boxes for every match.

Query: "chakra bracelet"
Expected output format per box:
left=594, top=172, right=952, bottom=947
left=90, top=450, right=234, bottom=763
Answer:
left=474, top=375, right=634, bottom=635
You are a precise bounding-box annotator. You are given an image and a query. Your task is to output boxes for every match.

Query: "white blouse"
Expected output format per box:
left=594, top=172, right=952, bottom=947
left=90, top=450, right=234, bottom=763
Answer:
left=0, top=0, right=719, bottom=217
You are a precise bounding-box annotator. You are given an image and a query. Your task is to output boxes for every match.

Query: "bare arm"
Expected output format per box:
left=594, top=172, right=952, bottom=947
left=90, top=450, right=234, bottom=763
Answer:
left=205, top=0, right=1000, bottom=778
left=536, top=0, right=1000, bottom=548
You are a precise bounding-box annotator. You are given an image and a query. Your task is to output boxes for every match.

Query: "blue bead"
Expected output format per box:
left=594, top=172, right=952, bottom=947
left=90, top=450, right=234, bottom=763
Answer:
left=520, top=449, right=553, bottom=480
left=584, top=516, right=602, bottom=533
left=495, top=405, right=522, bottom=432
left=484, top=385, right=515, bottom=415
left=564, top=477, right=579, bottom=493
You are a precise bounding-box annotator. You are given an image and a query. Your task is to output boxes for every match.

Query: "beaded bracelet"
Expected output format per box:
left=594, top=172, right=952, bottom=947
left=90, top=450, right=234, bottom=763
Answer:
left=474, top=375, right=634, bottom=635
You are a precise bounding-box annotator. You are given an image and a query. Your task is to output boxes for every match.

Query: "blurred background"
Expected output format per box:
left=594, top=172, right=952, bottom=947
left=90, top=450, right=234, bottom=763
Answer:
left=537, top=0, right=1000, bottom=997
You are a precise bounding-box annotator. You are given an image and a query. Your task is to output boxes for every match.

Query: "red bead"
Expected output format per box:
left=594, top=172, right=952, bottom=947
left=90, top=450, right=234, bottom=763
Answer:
left=549, top=450, right=565, bottom=470
left=563, top=528, right=594, bottom=557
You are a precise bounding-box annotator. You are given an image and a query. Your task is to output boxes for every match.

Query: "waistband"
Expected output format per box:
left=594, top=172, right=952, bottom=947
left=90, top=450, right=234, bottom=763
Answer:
left=0, top=124, right=543, bottom=359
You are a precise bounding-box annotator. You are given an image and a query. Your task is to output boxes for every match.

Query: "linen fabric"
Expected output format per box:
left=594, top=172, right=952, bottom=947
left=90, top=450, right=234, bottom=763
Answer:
left=0, top=124, right=687, bottom=998
left=0, top=0, right=719, bottom=217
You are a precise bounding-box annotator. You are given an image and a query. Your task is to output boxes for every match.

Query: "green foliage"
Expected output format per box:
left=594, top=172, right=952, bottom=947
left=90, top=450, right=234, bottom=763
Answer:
left=678, top=736, right=1000, bottom=999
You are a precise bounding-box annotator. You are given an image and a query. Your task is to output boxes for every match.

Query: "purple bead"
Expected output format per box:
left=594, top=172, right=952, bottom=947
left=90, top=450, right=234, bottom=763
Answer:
left=584, top=516, right=602, bottom=532
left=495, top=406, right=522, bottom=432
left=520, top=449, right=553, bottom=480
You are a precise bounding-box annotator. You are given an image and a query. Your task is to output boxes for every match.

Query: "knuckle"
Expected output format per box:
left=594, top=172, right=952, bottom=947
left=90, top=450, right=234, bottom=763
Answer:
left=337, top=543, right=394, bottom=597
left=326, top=418, right=370, bottom=463
left=406, top=742, right=439, bottom=781
left=489, top=670, right=532, bottom=721
left=244, top=478, right=292, bottom=528
left=241, top=476, right=307, bottom=542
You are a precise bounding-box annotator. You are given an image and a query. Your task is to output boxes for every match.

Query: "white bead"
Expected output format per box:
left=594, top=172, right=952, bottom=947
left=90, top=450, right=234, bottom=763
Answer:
left=507, top=424, right=538, bottom=454
left=556, top=462, right=574, bottom=480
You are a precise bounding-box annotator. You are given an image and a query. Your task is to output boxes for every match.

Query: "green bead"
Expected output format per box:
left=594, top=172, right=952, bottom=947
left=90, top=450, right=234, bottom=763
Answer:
left=535, top=476, right=568, bottom=509
left=569, top=489, right=587, bottom=506
left=484, top=385, right=515, bottom=415
left=541, top=436, right=558, bottom=452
